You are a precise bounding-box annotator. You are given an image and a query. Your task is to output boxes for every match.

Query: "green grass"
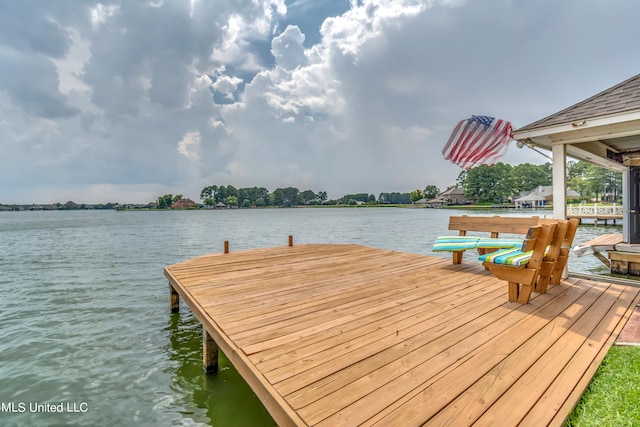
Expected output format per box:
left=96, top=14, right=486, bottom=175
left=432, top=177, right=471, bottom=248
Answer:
left=566, top=345, right=640, bottom=426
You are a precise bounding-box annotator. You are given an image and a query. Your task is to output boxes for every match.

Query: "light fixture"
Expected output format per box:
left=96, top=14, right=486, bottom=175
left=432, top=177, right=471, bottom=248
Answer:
left=514, top=139, right=551, bottom=160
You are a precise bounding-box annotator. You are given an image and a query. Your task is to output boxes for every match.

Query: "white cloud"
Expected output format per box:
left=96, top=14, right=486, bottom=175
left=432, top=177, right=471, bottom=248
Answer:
left=320, top=0, right=426, bottom=57
left=90, top=3, right=120, bottom=30
left=52, top=28, right=92, bottom=95
left=2, top=0, right=640, bottom=203
left=212, top=74, right=243, bottom=100
left=177, top=131, right=201, bottom=161
left=271, top=25, right=307, bottom=70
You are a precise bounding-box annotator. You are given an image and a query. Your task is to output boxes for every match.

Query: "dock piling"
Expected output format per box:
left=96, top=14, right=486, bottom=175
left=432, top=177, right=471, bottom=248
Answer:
left=170, top=284, right=179, bottom=313
left=224, top=240, right=229, bottom=254
left=203, top=327, right=219, bottom=373
left=289, top=235, right=293, bottom=246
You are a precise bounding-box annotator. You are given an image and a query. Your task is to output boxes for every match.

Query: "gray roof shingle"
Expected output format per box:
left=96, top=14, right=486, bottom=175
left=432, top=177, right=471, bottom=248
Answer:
left=516, top=73, right=640, bottom=132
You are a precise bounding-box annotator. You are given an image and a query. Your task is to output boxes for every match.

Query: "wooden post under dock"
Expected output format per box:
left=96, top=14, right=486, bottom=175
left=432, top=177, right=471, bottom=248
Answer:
left=170, top=284, right=180, bottom=313
left=203, top=327, right=219, bottom=373
left=170, top=236, right=295, bottom=374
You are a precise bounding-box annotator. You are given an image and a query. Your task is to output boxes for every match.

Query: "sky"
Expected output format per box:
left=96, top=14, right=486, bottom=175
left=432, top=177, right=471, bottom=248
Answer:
left=1, top=0, right=640, bottom=204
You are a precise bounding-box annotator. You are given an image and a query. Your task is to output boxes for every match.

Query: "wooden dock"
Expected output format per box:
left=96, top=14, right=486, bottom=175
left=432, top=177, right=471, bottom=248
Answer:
left=573, top=233, right=624, bottom=267
left=164, top=242, right=640, bottom=426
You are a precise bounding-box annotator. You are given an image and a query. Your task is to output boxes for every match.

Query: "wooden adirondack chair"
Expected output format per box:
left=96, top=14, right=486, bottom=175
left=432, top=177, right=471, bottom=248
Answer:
left=482, top=223, right=557, bottom=304
left=534, top=218, right=580, bottom=293
left=550, top=218, right=579, bottom=286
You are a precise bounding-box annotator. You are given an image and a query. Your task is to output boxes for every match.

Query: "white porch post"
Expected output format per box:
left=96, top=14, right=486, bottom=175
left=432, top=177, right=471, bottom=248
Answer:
left=623, top=168, right=629, bottom=243
left=552, top=144, right=567, bottom=220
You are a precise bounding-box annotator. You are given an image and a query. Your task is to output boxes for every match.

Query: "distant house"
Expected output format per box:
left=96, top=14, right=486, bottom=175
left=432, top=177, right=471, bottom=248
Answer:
left=171, top=198, right=196, bottom=209
left=437, top=187, right=468, bottom=205
left=514, top=186, right=580, bottom=208
left=422, top=187, right=469, bottom=208
left=424, top=198, right=446, bottom=208
left=214, top=201, right=227, bottom=209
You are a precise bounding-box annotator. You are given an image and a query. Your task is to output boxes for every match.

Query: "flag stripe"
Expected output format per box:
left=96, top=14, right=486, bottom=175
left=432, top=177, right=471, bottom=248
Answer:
left=442, top=116, right=513, bottom=169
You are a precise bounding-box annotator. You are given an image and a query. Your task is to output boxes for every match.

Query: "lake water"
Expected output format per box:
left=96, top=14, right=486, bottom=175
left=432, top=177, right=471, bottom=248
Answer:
left=0, top=208, right=618, bottom=426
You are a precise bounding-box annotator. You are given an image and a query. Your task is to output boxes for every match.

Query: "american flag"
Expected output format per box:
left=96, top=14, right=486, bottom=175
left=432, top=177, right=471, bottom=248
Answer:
left=442, top=116, right=513, bottom=170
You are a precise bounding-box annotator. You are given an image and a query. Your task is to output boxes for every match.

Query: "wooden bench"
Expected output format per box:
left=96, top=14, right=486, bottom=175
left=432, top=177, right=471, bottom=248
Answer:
left=433, top=215, right=544, bottom=264
left=480, top=218, right=579, bottom=304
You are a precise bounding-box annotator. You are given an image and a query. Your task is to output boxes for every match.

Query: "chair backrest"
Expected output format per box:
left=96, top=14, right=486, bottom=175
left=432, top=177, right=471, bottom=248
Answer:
left=522, top=222, right=557, bottom=271
left=542, top=220, right=570, bottom=262
left=448, top=215, right=541, bottom=237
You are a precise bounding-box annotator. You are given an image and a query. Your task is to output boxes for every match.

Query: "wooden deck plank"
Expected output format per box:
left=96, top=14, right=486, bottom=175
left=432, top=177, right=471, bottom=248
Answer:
left=281, top=288, right=508, bottom=409
left=235, top=265, right=488, bottom=351
left=164, top=243, right=640, bottom=427
left=258, top=277, right=504, bottom=377
left=226, top=260, right=448, bottom=339
left=250, top=268, right=492, bottom=374
left=470, top=280, right=625, bottom=426
left=320, top=281, right=595, bottom=427
left=529, top=288, right=640, bottom=427
left=421, top=279, right=607, bottom=426
left=215, top=257, right=453, bottom=328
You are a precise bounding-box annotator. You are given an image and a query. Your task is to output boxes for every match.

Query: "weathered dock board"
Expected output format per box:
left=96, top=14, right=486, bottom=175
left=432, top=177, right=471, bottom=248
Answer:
left=164, top=243, right=640, bottom=427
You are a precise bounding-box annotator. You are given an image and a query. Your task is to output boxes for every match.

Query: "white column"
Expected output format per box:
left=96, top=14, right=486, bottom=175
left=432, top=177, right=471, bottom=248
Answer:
left=552, top=144, right=567, bottom=220
left=623, top=168, right=629, bottom=243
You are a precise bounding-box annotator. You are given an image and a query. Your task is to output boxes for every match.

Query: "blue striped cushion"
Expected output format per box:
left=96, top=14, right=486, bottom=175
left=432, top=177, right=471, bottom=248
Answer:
left=432, top=236, right=479, bottom=252
left=476, top=238, right=523, bottom=250
left=479, top=248, right=533, bottom=266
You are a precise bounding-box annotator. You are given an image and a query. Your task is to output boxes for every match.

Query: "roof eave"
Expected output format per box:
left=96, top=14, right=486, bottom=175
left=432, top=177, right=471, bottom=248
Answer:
left=513, top=109, right=640, bottom=143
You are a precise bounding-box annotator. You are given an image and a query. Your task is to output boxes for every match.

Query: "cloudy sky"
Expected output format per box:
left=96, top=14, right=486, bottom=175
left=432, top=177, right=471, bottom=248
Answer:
left=1, top=0, right=639, bottom=204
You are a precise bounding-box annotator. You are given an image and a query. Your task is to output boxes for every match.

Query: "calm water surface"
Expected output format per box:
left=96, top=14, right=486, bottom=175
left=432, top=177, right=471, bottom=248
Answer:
left=0, top=208, right=616, bottom=426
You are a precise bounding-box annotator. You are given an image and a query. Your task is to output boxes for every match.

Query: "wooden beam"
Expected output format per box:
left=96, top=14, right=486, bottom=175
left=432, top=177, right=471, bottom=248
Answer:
left=593, top=251, right=610, bottom=267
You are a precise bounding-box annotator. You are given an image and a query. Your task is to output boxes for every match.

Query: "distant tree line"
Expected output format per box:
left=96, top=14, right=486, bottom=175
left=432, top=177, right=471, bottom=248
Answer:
left=156, top=194, right=184, bottom=208
left=198, top=185, right=329, bottom=208
left=196, top=185, right=414, bottom=207
left=566, top=160, right=622, bottom=202
left=410, top=185, right=441, bottom=203
left=454, top=161, right=621, bottom=204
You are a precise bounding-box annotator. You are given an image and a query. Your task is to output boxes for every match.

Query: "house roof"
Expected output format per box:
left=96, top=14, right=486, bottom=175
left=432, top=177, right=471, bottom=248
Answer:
left=439, top=187, right=463, bottom=197
left=517, top=73, right=640, bottom=133
left=514, top=186, right=580, bottom=202
left=515, top=193, right=546, bottom=202
left=512, top=73, right=640, bottom=172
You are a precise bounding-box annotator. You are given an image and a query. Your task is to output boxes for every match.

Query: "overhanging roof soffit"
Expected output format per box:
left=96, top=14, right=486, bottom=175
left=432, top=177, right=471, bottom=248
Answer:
left=514, top=112, right=640, bottom=141
left=548, top=118, right=640, bottom=145
left=564, top=145, right=626, bottom=172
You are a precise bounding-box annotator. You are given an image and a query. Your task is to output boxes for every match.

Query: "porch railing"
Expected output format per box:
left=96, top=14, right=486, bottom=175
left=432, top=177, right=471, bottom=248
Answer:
left=566, top=204, right=623, bottom=217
